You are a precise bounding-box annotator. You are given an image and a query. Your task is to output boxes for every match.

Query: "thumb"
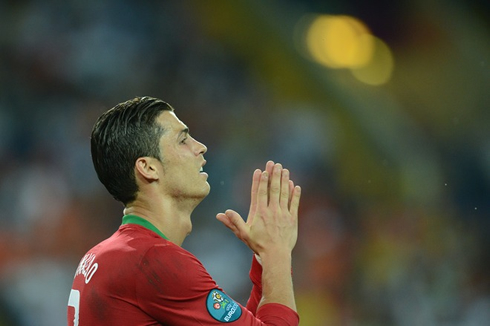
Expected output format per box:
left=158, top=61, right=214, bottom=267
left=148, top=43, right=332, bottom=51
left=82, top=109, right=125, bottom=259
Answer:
left=225, top=209, right=246, bottom=229
left=217, top=210, right=247, bottom=239
left=216, top=212, right=236, bottom=232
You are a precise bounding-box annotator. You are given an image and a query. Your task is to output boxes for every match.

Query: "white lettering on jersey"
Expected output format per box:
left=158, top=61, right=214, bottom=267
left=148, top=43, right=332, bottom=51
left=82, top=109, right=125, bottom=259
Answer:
left=75, top=253, right=99, bottom=284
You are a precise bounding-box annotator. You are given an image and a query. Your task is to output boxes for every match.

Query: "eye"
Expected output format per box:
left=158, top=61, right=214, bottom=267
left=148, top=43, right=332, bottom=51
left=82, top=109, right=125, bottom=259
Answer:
left=180, top=137, right=187, bottom=144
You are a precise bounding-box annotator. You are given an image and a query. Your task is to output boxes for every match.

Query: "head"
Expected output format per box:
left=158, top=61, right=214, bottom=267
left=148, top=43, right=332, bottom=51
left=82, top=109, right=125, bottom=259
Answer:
left=91, top=96, right=173, bottom=205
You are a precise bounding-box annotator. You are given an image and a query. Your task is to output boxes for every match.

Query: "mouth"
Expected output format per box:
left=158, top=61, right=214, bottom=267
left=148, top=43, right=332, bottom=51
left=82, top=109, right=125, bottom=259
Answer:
left=199, top=160, right=207, bottom=174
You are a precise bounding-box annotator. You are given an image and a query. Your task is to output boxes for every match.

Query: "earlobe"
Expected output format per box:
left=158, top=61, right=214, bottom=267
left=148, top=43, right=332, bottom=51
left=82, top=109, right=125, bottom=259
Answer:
left=135, top=157, right=159, bottom=181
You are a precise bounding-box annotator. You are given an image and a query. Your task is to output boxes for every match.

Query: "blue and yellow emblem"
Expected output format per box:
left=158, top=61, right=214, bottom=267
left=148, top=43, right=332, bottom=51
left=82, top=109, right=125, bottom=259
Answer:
left=206, top=289, right=242, bottom=322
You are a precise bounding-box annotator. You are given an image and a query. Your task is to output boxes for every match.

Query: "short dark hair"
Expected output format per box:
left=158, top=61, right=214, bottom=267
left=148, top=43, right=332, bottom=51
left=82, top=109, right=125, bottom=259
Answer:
left=91, top=96, right=173, bottom=205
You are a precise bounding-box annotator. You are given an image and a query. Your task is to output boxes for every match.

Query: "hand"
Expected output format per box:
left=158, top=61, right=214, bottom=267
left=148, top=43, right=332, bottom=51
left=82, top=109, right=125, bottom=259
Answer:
left=216, top=161, right=301, bottom=256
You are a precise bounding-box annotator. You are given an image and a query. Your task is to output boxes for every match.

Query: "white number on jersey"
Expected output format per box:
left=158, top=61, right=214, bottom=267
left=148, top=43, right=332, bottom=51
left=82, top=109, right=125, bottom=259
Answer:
left=68, top=289, right=80, bottom=326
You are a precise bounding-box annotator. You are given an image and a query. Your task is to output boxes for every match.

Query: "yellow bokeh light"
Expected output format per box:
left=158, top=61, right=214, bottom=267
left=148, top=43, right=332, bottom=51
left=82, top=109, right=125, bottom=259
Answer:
left=350, top=37, right=394, bottom=85
left=294, top=13, right=395, bottom=85
left=305, top=15, right=374, bottom=69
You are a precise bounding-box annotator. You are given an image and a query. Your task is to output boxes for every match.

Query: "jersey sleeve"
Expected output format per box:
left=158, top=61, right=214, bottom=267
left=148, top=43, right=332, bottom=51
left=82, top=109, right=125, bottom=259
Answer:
left=135, top=243, right=299, bottom=325
left=246, top=254, right=263, bottom=315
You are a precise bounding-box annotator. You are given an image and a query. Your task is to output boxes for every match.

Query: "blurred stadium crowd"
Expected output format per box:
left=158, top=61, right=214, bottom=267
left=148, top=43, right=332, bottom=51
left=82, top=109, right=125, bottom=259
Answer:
left=0, top=0, right=489, bottom=325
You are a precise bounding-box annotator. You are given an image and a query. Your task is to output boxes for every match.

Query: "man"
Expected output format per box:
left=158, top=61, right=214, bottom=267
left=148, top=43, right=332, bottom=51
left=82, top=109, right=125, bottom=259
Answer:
left=67, top=96, right=302, bottom=325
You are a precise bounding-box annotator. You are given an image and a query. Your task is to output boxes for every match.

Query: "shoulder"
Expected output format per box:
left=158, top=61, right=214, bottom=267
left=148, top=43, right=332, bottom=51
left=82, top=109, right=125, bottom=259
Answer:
left=141, top=242, right=206, bottom=276
left=136, top=242, right=216, bottom=296
left=79, top=224, right=172, bottom=277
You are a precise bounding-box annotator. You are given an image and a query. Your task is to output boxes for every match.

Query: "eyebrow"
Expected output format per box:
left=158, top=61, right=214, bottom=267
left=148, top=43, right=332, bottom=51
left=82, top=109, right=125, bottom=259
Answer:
left=178, top=127, right=189, bottom=139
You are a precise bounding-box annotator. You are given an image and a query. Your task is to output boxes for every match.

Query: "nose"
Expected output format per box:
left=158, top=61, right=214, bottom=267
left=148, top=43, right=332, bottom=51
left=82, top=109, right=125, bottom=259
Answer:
left=193, top=138, right=207, bottom=155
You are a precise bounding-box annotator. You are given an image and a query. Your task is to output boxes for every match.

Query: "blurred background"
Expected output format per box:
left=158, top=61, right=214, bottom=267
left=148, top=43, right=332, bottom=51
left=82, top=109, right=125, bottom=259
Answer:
left=0, top=0, right=489, bottom=325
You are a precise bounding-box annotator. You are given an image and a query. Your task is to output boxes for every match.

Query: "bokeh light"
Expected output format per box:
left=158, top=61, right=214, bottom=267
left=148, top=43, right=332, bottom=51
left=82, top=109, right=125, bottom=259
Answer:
left=350, top=36, right=394, bottom=85
left=295, top=13, right=395, bottom=85
left=305, top=14, right=374, bottom=69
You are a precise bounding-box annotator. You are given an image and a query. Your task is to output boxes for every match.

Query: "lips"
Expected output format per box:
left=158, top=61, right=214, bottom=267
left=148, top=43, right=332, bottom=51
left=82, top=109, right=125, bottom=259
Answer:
left=199, top=160, right=207, bottom=174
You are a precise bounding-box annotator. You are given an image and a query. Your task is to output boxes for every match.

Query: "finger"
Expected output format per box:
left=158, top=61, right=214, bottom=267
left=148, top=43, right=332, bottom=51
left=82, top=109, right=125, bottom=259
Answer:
left=265, top=161, right=275, bottom=204
left=280, top=169, right=290, bottom=209
left=248, top=169, right=262, bottom=222
left=224, top=209, right=249, bottom=240
left=269, top=163, right=282, bottom=207
left=265, top=160, right=275, bottom=175
left=257, top=170, right=269, bottom=210
left=288, top=180, right=294, bottom=209
left=216, top=213, right=239, bottom=234
left=289, top=185, right=302, bottom=217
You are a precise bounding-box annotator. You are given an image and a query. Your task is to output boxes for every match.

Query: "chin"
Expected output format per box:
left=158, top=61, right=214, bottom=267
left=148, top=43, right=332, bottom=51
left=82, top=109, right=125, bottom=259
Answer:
left=199, top=182, right=211, bottom=198
left=204, top=183, right=211, bottom=195
left=190, top=184, right=211, bottom=202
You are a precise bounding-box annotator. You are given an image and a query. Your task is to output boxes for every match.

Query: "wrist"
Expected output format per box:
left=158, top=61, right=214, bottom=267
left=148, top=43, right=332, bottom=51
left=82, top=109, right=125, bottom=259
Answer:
left=257, top=249, right=296, bottom=312
left=259, top=249, right=292, bottom=266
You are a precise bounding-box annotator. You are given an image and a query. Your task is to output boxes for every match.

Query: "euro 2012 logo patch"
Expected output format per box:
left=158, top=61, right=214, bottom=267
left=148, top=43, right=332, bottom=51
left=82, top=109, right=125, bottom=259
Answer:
left=206, top=289, right=242, bottom=322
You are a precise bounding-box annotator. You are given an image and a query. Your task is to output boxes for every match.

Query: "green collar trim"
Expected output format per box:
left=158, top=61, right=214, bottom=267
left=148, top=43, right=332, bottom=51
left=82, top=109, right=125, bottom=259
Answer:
left=122, top=215, right=169, bottom=240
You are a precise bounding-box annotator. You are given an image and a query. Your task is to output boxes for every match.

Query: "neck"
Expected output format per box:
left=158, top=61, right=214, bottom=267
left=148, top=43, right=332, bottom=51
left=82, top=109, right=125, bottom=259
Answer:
left=123, top=194, right=201, bottom=246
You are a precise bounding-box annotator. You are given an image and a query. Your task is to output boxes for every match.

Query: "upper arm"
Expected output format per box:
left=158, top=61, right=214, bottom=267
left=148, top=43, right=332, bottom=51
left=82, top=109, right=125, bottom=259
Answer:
left=134, top=245, right=298, bottom=325
left=134, top=245, right=244, bottom=324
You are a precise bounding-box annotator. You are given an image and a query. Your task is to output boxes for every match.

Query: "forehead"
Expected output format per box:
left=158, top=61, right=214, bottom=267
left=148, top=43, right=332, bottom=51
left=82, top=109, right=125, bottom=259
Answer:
left=156, top=110, right=187, bottom=133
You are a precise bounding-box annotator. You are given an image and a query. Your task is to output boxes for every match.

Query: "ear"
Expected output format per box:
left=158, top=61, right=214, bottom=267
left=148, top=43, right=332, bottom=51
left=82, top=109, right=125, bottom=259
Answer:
left=135, top=157, right=159, bottom=182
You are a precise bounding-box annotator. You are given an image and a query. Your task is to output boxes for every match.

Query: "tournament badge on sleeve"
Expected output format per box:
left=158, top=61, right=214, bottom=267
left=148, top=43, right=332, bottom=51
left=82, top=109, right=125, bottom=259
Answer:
left=206, top=289, right=242, bottom=322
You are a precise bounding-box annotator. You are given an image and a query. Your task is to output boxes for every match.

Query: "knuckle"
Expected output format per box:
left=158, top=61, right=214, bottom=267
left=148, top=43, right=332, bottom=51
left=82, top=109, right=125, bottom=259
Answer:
left=270, top=185, right=280, bottom=193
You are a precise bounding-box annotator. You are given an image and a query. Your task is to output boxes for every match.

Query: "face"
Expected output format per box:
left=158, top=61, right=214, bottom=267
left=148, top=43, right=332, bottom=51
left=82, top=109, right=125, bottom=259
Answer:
left=154, top=111, right=210, bottom=200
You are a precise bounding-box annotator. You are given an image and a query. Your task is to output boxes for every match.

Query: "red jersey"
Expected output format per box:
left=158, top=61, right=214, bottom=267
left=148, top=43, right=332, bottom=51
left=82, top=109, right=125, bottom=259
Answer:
left=67, top=215, right=299, bottom=325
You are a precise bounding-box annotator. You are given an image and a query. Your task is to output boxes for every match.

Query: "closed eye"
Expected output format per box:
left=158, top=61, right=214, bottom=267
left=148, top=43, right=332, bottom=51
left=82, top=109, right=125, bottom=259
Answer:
left=178, top=127, right=190, bottom=144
